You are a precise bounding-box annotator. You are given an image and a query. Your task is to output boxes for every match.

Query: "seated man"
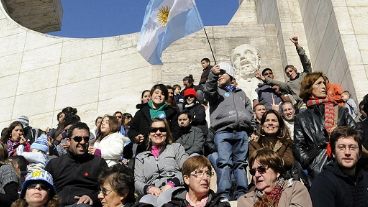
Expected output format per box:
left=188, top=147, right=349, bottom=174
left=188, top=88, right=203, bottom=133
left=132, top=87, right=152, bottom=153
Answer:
left=310, top=126, right=368, bottom=207
left=46, top=122, right=108, bottom=207
left=174, top=112, right=204, bottom=155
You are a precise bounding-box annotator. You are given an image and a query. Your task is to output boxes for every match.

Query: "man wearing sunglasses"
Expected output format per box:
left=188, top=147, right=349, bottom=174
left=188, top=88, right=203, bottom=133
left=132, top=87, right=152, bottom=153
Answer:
left=310, top=127, right=368, bottom=207
left=46, top=122, right=108, bottom=207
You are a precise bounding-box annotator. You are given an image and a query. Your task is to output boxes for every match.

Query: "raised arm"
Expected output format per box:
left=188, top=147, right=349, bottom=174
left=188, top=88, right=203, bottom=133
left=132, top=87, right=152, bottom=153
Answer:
left=290, top=36, right=312, bottom=73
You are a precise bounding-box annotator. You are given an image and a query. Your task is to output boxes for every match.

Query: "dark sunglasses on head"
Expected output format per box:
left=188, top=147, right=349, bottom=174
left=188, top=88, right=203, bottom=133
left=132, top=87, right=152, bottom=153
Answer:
left=149, top=127, right=167, bottom=133
left=249, top=165, right=268, bottom=176
left=72, top=136, right=89, bottom=143
left=27, top=183, right=50, bottom=191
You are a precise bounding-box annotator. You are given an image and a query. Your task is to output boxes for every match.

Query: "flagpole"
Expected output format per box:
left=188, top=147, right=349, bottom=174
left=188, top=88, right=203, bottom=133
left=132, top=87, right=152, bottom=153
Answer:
left=203, top=27, right=216, bottom=64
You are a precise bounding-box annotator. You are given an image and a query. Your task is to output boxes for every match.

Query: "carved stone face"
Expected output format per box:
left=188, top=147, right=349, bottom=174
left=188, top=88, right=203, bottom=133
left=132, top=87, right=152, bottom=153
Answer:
left=231, top=44, right=260, bottom=79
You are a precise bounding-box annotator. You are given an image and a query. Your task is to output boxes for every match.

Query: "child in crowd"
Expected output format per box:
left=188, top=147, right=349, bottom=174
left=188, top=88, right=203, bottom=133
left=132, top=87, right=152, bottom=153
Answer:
left=16, top=134, right=49, bottom=172
left=341, top=90, right=358, bottom=119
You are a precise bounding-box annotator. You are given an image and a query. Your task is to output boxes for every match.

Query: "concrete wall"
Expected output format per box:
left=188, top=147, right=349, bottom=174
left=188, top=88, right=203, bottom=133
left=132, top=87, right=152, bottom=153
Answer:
left=0, top=0, right=283, bottom=130
left=298, top=0, right=368, bottom=101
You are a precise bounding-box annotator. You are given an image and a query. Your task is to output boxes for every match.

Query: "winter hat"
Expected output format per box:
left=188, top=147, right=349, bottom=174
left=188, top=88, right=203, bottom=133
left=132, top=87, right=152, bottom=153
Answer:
left=21, top=169, right=55, bottom=198
left=218, top=62, right=235, bottom=78
left=183, top=88, right=196, bottom=97
left=31, top=134, right=49, bottom=153
left=16, top=115, right=29, bottom=128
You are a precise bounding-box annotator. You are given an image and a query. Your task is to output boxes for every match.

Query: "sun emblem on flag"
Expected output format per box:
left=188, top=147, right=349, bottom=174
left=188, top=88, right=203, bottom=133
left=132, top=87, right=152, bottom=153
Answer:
left=157, top=6, right=170, bottom=26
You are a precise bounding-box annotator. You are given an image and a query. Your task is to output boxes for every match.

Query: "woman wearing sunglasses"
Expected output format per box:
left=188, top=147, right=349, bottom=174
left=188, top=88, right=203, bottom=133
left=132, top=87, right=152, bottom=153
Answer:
left=12, top=169, right=59, bottom=207
left=162, top=155, right=230, bottom=207
left=249, top=110, right=294, bottom=171
left=237, top=148, right=312, bottom=207
left=128, top=84, right=178, bottom=158
left=89, top=115, right=130, bottom=167
left=135, top=118, right=188, bottom=206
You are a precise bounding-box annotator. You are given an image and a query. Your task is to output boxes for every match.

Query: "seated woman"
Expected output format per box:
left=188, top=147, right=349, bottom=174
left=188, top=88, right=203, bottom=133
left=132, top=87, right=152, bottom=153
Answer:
left=89, top=115, right=130, bottom=167
left=1, top=121, right=30, bottom=157
left=98, top=164, right=153, bottom=207
left=135, top=118, right=188, bottom=206
left=180, top=88, right=208, bottom=137
left=249, top=110, right=294, bottom=171
left=0, top=143, right=20, bottom=207
left=128, top=84, right=178, bottom=157
left=11, top=169, right=59, bottom=207
left=237, top=148, right=312, bottom=207
left=162, top=155, right=230, bottom=207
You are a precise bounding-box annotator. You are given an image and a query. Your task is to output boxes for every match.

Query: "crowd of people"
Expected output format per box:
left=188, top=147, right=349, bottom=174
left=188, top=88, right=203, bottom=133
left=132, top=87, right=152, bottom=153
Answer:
left=0, top=36, right=368, bottom=207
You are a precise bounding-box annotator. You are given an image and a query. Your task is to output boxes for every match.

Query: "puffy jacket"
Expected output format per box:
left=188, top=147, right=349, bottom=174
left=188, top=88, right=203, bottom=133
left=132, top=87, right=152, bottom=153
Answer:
left=134, top=143, right=188, bottom=195
left=162, top=187, right=231, bottom=207
left=293, top=105, right=356, bottom=175
left=93, top=132, right=130, bottom=166
left=310, top=162, right=368, bottom=207
left=205, top=72, right=253, bottom=133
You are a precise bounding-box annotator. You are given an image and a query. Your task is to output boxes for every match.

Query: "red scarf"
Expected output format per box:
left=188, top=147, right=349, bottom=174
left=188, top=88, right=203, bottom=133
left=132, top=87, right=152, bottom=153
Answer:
left=306, top=97, right=337, bottom=157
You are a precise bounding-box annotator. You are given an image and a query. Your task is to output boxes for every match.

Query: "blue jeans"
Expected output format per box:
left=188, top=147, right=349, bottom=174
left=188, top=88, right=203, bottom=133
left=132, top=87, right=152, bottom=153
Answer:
left=214, top=131, right=248, bottom=199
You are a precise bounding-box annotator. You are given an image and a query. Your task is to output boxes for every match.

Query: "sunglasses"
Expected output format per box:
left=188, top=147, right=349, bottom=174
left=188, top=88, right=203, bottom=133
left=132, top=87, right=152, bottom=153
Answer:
left=249, top=165, right=268, bottom=176
left=72, top=136, right=89, bottom=143
left=149, top=127, right=167, bottom=133
left=27, top=183, right=50, bottom=191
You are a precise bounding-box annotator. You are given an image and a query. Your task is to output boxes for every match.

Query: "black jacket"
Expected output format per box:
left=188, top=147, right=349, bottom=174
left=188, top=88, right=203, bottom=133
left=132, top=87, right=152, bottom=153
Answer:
left=162, top=187, right=230, bottom=207
left=293, top=105, right=356, bottom=176
left=128, top=103, right=178, bottom=155
left=310, top=162, right=368, bottom=207
left=45, top=152, right=108, bottom=206
left=183, top=103, right=208, bottom=136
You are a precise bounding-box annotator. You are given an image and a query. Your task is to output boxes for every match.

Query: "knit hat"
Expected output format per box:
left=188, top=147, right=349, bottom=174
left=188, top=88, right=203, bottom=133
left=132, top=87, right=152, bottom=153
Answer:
left=31, top=134, right=49, bottom=153
left=183, top=88, right=196, bottom=97
left=16, top=115, right=29, bottom=128
left=21, top=169, right=55, bottom=198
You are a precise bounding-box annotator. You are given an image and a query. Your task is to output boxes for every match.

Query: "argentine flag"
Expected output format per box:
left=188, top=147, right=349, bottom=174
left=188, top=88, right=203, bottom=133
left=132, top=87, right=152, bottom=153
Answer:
left=137, top=0, right=204, bottom=65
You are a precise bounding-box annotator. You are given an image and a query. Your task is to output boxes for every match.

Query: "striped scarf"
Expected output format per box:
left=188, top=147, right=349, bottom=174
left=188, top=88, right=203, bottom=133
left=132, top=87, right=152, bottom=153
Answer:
left=306, top=97, right=337, bottom=157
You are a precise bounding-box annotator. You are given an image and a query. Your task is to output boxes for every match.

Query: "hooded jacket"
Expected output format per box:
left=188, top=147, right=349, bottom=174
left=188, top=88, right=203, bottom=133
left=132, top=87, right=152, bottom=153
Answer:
left=205, top=71, right=253, bottom=133
left=310, top=162, right=368, bottom=207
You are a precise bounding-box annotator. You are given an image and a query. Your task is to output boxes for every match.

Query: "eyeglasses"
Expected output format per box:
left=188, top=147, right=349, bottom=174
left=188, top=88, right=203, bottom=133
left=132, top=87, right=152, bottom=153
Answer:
left=99, top=187, right=113, bottom=197
left=249, top=165, right=268, bottom=176
left=190, top=170, right=214, bottom=178
left=115, top=116, right=122, bottom=119
left=72, top=136, right=89, bottom=143
left=27, top=183, right=50, bottom=191
left=149, top=127, right=167, bottom=133
left=337, top=144, right=359, bottom=152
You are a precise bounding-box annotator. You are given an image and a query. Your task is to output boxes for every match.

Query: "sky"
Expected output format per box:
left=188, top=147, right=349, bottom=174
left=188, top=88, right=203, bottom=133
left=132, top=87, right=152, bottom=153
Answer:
left=49, top=0, right=239, bottom=38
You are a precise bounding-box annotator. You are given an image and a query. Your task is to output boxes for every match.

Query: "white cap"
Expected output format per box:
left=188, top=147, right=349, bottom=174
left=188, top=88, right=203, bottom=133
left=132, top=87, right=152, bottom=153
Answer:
left=218, top=62, right=235, bottom=78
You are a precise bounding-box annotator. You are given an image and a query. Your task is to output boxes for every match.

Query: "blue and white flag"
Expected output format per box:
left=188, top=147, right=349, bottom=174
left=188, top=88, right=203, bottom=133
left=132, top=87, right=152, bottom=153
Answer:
left=137, top=0, right=204, bottom=65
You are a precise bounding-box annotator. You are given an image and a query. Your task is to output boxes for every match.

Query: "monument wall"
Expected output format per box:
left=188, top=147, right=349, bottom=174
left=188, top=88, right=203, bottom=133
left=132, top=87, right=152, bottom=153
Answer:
left=1, top=0, right=367, bottom=130
left=0, top=0, right=284, bottom=129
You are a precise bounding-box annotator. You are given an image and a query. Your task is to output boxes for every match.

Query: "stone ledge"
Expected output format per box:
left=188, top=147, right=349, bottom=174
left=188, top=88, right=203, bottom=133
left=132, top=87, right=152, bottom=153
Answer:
left=2, top=0, right=63, bottom=33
